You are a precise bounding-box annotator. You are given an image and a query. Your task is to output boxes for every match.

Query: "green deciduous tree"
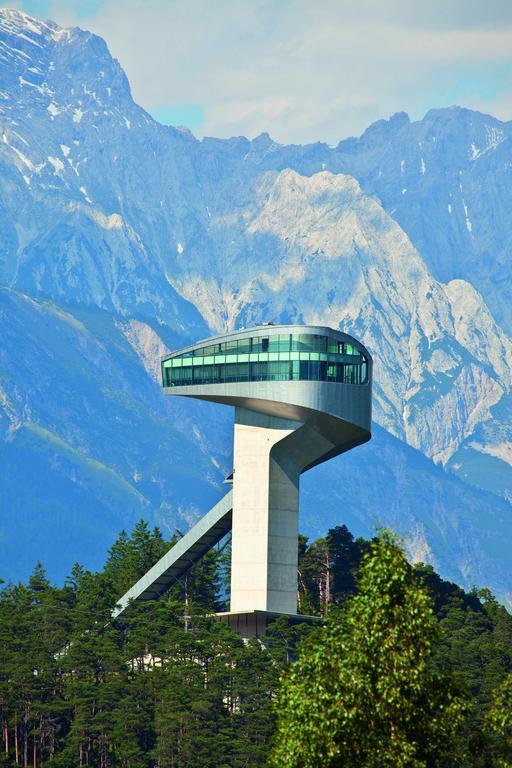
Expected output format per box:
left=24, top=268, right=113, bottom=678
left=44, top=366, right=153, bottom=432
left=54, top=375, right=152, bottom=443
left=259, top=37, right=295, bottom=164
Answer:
left=487, top=673, right=512, bottom=767
left=272, top=530, right=466, bottom=768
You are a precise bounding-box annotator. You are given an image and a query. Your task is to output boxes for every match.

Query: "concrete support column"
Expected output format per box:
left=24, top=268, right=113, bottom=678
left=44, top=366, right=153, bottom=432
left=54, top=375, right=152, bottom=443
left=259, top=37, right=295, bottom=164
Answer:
left=230, top=407, right=302, bottom=615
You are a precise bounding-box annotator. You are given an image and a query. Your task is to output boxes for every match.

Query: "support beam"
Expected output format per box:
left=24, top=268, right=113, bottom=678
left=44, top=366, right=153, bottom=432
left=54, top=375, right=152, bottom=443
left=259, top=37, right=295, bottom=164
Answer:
left=113, top=490, right=232, bottom=618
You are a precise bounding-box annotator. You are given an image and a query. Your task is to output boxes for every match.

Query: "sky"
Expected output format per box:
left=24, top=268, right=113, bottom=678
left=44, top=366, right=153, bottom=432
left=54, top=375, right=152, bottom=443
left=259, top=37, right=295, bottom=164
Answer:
left=9, top=0, right=512, bottom=144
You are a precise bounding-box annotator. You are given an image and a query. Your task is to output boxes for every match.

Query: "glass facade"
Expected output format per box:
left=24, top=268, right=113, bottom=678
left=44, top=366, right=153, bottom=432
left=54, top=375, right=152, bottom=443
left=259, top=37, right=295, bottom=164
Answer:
left=162, top=332, right=369, bottom=388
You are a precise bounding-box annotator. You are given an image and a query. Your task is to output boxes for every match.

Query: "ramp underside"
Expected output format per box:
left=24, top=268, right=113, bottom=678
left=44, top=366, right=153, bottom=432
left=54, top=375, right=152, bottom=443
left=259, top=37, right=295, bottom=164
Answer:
left=113, top=491, right=233, bottom=618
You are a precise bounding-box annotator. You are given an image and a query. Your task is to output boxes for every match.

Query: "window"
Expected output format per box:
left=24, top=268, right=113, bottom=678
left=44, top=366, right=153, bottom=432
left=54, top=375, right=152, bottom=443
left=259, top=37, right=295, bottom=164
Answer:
left=291, top=360, right=300, bottom=380
left=163, top=332, right=369, bottom=387
left=237, top=337, right=251, bottom=355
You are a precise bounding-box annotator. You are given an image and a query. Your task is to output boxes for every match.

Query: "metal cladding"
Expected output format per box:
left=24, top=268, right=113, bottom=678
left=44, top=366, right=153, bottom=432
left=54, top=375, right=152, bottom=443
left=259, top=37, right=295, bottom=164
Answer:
left=161, top=324, right=372, bottom=471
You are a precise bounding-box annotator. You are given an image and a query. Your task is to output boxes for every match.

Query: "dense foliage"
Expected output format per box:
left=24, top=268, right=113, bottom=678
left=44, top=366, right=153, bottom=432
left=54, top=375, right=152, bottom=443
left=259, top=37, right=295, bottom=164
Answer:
left=0, top=521, right=511, bottom=767
left=273, top=531, right=466, bottom=768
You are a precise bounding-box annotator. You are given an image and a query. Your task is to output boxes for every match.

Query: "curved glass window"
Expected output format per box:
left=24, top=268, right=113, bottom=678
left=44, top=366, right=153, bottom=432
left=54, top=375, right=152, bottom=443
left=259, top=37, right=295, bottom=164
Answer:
left=162, top=333, right=369, bottom=387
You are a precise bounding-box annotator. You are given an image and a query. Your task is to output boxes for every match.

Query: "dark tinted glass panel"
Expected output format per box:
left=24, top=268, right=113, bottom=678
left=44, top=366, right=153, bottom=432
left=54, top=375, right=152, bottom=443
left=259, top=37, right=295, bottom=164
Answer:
left=251, top=362, right=267, bottom=380
left=268, top=335, right=280, bottom=353
left=267, top=361, right=290, bottom=380
left=222, top=364, right=237, bottom=382
left=170, top=366, right=193, bottom=384
left=299, top=361, right=309, bottom=380
left=279, top=334, right=291, bottom=352
left=291, top=360, right=300, bottom=380
left=237, top=337, right=251, bottom=354
left=291, top=334, right=326, bottom=353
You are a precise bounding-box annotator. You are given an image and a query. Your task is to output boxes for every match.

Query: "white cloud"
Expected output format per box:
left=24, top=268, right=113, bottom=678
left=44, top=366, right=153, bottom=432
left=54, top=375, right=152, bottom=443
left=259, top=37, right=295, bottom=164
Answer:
left=12, top=0, right=512, bottom=143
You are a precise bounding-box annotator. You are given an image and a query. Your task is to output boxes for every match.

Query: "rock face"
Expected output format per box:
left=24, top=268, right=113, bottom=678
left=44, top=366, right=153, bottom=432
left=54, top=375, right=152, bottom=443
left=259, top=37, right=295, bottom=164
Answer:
left=1, top=9, right=512, bottom=604
left=333, top=108, right=512, bottom=334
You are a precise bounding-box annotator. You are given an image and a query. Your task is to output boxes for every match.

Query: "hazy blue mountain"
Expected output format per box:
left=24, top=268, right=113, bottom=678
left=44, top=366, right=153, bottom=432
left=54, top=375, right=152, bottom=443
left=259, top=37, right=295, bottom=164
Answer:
left=0, top=288, right=233, bottom=580
left=333, top=108, right=512, bottom=331
left=1, top=9, right=512, bottom=605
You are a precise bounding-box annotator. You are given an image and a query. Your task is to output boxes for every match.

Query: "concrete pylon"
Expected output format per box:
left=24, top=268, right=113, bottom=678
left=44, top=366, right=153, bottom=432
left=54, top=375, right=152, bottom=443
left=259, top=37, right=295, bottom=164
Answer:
left=231, top=408, right=301, bottom=614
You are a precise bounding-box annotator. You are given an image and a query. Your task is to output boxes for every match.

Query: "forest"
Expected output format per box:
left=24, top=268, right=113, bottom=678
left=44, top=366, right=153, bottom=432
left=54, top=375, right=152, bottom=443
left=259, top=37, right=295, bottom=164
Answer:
left=1, top=520, right=511, bottom=767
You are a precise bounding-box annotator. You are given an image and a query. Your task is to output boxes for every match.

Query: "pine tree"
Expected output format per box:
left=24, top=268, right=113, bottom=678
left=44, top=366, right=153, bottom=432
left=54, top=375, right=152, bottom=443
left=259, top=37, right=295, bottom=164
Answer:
left=297, top=526, right=366, bottom=615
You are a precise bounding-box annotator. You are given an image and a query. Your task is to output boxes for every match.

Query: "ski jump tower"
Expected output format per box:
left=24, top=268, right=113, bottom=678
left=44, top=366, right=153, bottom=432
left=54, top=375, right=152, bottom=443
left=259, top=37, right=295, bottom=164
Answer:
left=114, top=325, right=372, bottom=636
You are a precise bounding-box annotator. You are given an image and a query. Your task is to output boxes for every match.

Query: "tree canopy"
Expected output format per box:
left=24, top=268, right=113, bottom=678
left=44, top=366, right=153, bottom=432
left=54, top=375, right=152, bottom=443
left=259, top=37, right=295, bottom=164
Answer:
left=0, top=522, right=510, bottom=767
left=272, top=531, right=466, bottom=768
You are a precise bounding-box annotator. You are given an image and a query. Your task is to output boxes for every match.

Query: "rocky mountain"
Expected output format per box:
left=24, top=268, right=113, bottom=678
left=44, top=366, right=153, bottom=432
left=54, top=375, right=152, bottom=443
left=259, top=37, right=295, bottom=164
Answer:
left=1, top=9, right=511, bottom=604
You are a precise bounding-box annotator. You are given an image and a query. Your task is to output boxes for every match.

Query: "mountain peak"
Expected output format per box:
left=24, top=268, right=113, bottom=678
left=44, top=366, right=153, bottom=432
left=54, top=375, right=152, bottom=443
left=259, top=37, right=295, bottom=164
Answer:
left=0, top=7, right=133, bottom=127
left=421, top=104, right=504, bottom=126
left=359, top=111, right=410, bottom=143
left=252, top=131, right=276, bottom=146
left=0, top=7, right=60, bottom=38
